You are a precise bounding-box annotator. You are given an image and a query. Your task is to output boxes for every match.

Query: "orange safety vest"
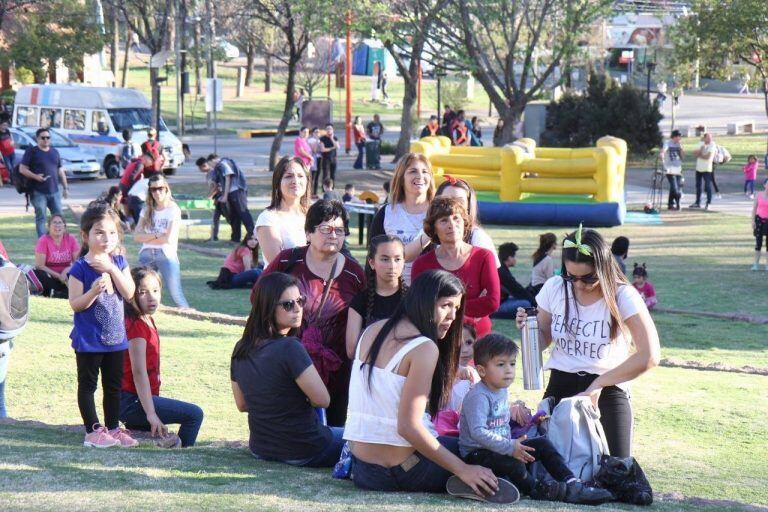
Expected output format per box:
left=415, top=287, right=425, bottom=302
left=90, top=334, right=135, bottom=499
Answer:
left=454, top=123, right=468, bottom=145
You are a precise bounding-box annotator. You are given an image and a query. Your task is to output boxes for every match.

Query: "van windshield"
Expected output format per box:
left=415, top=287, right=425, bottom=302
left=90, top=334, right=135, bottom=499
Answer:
left=108, top=108, right=168, bottom=132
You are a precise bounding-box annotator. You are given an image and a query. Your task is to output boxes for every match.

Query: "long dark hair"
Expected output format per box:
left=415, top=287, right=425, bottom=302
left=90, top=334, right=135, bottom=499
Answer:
left=268, top=156, right=311, bottom=213
left=78, top=202, right=124, bottom=258
left=561, top=228, right=629, bottom=340
left=364, top=235, right=406, bottom=325
left=364, top=270, right=464, bottom=416
left=232, top=272, right=300, bottom=360
left=533, top=232, right=557, bottom=265
left=125, top=266, right=163, bottom=319
left=239, top=232, right=260, bottom=265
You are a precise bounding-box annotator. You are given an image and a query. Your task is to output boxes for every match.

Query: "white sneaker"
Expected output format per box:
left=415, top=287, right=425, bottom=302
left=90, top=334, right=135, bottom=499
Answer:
left=751, top=263, right=759, bottom=271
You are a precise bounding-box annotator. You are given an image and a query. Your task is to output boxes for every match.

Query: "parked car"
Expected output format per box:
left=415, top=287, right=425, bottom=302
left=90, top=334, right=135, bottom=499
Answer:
left=10, top=127, right=101, bottom=180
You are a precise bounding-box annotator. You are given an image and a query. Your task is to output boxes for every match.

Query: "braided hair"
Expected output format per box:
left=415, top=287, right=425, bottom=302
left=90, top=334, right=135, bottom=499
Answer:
left=364, top=235, right=407, bottom=326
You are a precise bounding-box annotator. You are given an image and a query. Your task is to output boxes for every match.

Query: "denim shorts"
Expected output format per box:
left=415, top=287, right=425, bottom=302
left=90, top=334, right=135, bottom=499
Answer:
left=351, top=436, right=459, bottom=493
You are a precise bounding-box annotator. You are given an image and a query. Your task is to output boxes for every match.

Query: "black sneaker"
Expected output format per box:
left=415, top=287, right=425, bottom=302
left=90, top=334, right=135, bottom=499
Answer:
left=446, top=475, right=520, bottom=504
left=530, top=480, right=566, bottom=501
left=688, top=203, right=701, bottom=209
left=564, top=480, right=614, bottom=505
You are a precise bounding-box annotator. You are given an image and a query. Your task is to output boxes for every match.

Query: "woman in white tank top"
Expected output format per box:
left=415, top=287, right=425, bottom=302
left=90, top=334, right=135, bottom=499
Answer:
left=344, top=270, right=500, bottom=497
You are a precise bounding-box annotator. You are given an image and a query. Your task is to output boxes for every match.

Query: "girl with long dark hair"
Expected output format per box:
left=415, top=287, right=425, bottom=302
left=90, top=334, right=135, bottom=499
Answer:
left=231, top=272, right=344, bottom=467
left=345, top=235, right=406, bottom=358
left=529, top=232, right=557, bottom=296
left=344, top=270, right=506, bottom=498
left=516, top=226, right=660, bottom=458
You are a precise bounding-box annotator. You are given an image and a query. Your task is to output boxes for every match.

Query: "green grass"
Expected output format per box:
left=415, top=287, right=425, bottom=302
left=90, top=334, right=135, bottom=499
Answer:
left=2, top=201, right=768, bottom=509
left=1, top=297, right=766, bottom=510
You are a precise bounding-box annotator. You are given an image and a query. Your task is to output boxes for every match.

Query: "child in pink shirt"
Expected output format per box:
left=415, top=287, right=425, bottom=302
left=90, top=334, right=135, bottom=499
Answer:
left=207, top=233, right=262, bottom=289
left=744, top=155, right=759, bottom=198
left=632, top=263, right=657, bottom=310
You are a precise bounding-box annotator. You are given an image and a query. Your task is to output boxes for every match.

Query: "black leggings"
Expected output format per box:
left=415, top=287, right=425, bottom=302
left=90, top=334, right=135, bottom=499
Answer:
left=32, top=269, right=68, bottom=298
left=544, top=369, right=633, bottom=458
left=464, top=437, right=574, bottom=495
left=755, top=217, right=768, bottom=252
left=75, top=351, right=125, bottom=432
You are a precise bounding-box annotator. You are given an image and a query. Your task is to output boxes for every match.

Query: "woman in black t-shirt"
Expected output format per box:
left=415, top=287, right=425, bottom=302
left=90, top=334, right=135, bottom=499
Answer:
left=345, top=235, right=406, bottom=359
left=231, top=272, right=344, bottom=466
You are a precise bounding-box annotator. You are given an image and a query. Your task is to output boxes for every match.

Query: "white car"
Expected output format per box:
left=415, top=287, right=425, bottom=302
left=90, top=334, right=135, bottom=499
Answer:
left=11, top=128, right=102, bottom=180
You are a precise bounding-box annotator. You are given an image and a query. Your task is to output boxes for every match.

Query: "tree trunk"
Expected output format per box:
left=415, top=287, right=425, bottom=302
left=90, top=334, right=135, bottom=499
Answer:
left=763, top=78, right=768, bottom=120
left=269, top=57, right=297, bottom=171
left=394, top=74, right=417, bottom=161
left=121, top=31, right=131, bottom=88
left=1, top=67, right=10, bottom=90
left=110, top=5, right=119, bottom=86
left=150, top=66, right=159, bottom=129
left=47, top=60, right=56, bottom=84
left=245, top=44, right=255, bottom=86
left=264, top=54, right=273, bottom=92
left=193, top=21, right=202, bottom=95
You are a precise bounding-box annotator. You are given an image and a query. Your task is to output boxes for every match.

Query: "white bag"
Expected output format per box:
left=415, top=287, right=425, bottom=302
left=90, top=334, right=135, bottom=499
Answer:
left=540, top=396, right=610, bottom=481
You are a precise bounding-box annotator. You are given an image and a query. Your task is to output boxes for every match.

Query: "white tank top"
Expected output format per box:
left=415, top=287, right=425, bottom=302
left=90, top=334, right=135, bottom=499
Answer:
left=344, top=333, right=437, bottom=446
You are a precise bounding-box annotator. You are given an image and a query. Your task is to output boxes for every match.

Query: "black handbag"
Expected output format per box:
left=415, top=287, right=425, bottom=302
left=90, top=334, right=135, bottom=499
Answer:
left=594, top=455, right=653, bottom=506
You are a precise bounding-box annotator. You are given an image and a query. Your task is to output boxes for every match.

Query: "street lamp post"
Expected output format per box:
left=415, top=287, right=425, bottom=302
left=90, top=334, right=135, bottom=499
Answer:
left=345, top=10, right=352, bottom=154
left=646, top=61, right=656, bottom=101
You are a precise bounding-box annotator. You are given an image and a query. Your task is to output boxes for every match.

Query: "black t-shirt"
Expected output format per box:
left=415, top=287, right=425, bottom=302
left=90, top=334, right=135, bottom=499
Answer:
left=320, top=135, right=338, bottom=160
left=21, top=146, right=61, bottom=194
left=349, top=288, right=403, bottom=327
left=230, top=337, right=332, bottom=460
left=366, top=122, right=384, bottom=140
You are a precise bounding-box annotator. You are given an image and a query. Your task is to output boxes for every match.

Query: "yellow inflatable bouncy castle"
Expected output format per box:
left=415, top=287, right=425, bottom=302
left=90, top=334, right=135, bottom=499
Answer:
left=411, top=135, right=627, bottom=226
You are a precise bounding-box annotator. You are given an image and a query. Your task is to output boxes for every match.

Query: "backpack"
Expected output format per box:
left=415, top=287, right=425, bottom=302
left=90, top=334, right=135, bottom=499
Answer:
left=540, top=396, right=610, bottom=481
left=10, top=158, right=30, bottom=196
left=119, top=142, right=136, bottom=169
left=0, top=259, right=30, bottom=340
left=715, top=145, right=732, bottom=164
left=119, top=158, right=145, bottom=197
left=594, top=455, right=653, bottom=505
left=14, top=263, right=43, bottom=296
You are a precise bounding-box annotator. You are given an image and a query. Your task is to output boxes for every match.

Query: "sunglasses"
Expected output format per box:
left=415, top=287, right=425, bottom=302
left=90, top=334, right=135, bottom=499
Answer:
left=278, top=295, right=306, bottom=312
left=316, top=225, right=346, bottom=236
left=149, top=187, right=168, bottom=193
left=39, top=136, right=51, bottom=140
left=562, top=272, right=599, bottom=284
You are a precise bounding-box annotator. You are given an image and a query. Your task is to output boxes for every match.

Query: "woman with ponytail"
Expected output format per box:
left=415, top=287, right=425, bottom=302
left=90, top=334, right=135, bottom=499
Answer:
left=515, top=225, right=660, bottom=458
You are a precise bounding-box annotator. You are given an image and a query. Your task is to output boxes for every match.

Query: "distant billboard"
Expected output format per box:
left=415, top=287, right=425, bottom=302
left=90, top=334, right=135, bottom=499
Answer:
left=606, top=14, right=675, bottom=48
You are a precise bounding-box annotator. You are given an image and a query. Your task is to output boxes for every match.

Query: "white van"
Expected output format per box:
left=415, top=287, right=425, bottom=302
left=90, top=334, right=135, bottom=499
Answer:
left=12, top=85, right=185, bottom=178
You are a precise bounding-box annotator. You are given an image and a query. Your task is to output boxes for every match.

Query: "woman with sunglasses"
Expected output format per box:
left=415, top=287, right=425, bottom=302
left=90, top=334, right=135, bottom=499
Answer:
left=515, top=226, right=660, bottom=458
left=134, top=174, right=190, bottom=309
left=232, top=272, right=344, bottom=467
left=258, top=200, right=365, bottom=427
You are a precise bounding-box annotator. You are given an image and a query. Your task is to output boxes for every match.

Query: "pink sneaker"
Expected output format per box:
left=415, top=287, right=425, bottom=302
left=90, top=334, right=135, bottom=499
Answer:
left=108, top=427, right=139, bottom=448
left=83, top=426, right=119, bottom=448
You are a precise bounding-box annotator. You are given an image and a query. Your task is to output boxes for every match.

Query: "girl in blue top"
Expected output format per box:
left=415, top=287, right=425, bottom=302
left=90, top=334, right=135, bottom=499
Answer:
left=68, top=203, right=136, bottom=448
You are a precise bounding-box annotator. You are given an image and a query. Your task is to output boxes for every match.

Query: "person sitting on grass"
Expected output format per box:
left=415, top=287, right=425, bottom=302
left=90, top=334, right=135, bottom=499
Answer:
left=33, top=214, right=79, bottom=298
left=344, top=270, right=514, bottom=502
left=452, top=333, right=613, bottom=505
left=610, top=236, right=630, bottom=275
left=529, top=232, right=557, bottom=296
left=120, top=266, right=204, bottom=448
left=231, top=272, right=344, bottom=467
left=322, top=178, right=342, bottom=202
left=434, top=324, right=481, bottom=437
left=631, top=264, right=657, bottom=310
left=207, top=232, right=262, bottom=289
left=492, top=242, right=535, bottom=319
left=342, top=184, right=356, bottom=203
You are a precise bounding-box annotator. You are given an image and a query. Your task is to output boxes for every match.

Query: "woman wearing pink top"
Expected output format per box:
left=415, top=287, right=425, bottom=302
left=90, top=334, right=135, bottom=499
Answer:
left=294, top=127, right=314, bottom=169
left=207, top=233, right=262, bottom=289
left=751, top=178, right=768, bottom=271
left=33, top=213, right=80, bottom=298
left=743, top=155, right=759, bottom=199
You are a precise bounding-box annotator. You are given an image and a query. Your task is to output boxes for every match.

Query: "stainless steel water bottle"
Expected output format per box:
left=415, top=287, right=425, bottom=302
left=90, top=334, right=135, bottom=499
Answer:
left=521, top=307, right=544, bottom=390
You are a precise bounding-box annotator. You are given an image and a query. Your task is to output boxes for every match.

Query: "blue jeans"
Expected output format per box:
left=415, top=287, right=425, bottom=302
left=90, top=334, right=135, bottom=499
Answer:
left=0, top=340, right=13, bottom=419
left=491, top=298, right=532, bottom=319
left=745, top=180, right=755, bottom=195
left=119, top=392, right=204, bottom=447
left=255, top=426, right=345, bottom=468
left=694, top=171, right=713, bottom=206
left=666, top=174, right=682, bottom=208
left=30, top=190, right=63, bottom=238
left=138, top=248, right=189, bottom=308
left=354, top=141, right=365, bottom=169
left=352, top=436, right=460, bottom=492
left=231, top=268, right=262, bottom=289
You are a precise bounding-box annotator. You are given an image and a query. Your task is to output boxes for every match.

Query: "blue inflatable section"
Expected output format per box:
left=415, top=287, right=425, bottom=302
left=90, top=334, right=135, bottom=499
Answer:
left=477, top=200, right=626, bottom=227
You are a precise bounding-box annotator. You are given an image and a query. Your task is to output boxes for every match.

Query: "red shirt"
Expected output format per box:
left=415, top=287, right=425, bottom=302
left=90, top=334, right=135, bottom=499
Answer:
left=141, top=139, right=164, bottom=172
left=411, top=246, right=500, bottom=338
left=257, top=246, right=366, bottom=393
left=122, top=316, right=161, bottom=396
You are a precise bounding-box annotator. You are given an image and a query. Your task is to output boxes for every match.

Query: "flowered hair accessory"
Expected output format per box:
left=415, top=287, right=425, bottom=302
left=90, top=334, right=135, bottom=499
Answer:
left=563, top=223, right=593, bottom=257
left=444, top=175, right=460, bottom=186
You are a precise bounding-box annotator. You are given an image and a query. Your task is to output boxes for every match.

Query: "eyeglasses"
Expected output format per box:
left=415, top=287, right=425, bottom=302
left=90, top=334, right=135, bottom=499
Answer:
left=278, top=295, right=306, bottom=312
left=316, top=225, right=346, bottom=236
left=562, top=272, right=599, bottom=284
left=38, top=136, right=51, bottom=140
left=149, top=187, right=168, bottom=193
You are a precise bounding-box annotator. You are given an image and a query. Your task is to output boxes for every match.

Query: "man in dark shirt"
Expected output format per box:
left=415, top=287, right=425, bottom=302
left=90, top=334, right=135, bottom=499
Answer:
left=319, top=124, right=339, bottom=183
left=20, top=128, right=68, bottom=237
left=365, top=114, right=384, bottom=170
left=491, top=242, right=535, bottom=319
left=420, top=115, right=440, bottom=138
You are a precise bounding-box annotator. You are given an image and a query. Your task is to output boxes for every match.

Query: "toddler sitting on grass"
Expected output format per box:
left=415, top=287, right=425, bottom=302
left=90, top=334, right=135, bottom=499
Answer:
left=448, top=334, right=613, bottom=505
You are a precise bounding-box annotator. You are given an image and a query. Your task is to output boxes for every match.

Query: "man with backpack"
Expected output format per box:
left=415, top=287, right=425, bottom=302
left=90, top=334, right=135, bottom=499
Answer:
left=119, top=129, right=141, bottom=170
left=19, top=128, right=68, bottom=237
left=140, top=128, right=164, bottom=173
left=207, top=154, right=254, bottom=243
left=120, top=152, right=155, bottom=223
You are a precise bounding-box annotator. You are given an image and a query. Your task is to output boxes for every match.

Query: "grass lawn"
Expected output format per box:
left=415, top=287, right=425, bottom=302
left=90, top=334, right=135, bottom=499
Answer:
left=1, top=202, right=767, bottom=509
